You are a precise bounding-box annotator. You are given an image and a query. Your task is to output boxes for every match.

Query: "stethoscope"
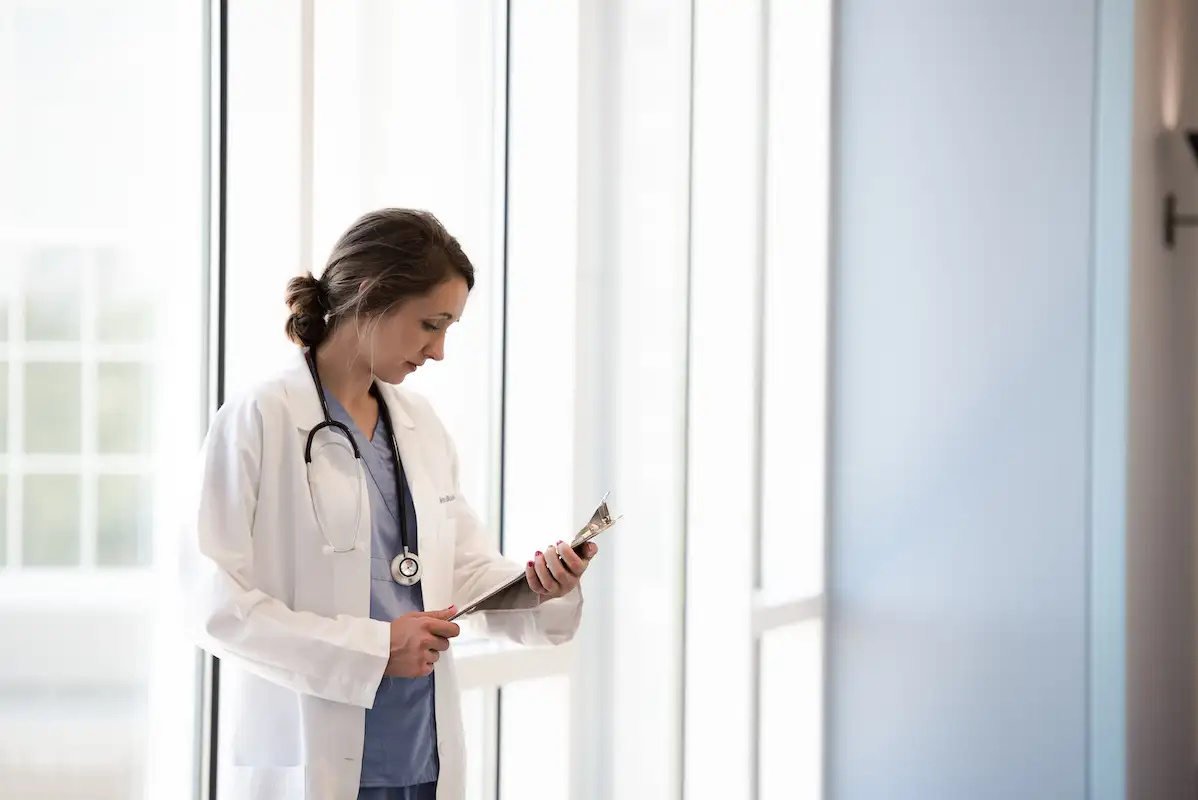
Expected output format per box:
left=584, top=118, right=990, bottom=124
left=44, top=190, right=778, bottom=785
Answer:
left=303, top=350, right=422, bottom=586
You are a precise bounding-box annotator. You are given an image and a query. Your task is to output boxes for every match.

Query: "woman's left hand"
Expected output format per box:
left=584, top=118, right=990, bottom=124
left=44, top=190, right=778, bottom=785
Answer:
left=526, top=541, right=598, bottom=600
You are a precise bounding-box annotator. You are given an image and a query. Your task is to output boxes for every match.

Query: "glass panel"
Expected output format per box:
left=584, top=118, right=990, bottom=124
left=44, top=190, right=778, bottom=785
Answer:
left=97, top=474, right=152, bottom=567
left=97, top=248, right=155, bottom=342
left=0, top=252, right=10, bottom=341
left=0, top=1, right=205, bottom=797
left=461, top=688, right=488, bottom=800
left=24, top=362, right=82, bottom=454
left=311, top=0, right=504, bottom=548
left=22, top=474, right=80, bottom=567
left=0, top=361, right=7, bottom=453
left=758, top=621, right=822, bottom=800
left=97, top=362, right=152, bottom=454
left=502, top=0, right=577, bottom=562
left=758, top=0, right=832, bottom=599
left=23, top=247, right=84, bottom=341
left=220, top=1, right=304, bottom=398
left=499, top=675, right=569, bottom=800
left=685, top=2, right=764, bottom=796
left=0, top=474, right=7, bottom=567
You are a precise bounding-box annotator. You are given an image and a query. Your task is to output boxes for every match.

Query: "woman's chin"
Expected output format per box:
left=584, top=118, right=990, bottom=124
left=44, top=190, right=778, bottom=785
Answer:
left=375, top=362, right=416, bottom=384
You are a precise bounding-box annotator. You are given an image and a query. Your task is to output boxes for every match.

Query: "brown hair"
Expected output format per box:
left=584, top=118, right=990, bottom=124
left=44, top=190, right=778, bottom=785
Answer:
left=284, top=208, right=475, bottom=349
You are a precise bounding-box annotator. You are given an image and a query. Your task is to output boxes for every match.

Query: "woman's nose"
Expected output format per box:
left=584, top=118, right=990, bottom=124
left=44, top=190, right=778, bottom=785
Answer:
left=424, top=338, right=446, bottom=361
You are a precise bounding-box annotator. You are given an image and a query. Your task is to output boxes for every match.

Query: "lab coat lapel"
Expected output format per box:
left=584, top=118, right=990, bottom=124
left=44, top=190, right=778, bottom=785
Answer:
left=281, top=350, right=326, bottom=433
left=280, top=351, right=372, bottom=618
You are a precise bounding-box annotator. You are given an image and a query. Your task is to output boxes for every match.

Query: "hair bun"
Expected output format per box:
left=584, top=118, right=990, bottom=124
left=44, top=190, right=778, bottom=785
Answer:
left=284, top=272, right=329, bottom=347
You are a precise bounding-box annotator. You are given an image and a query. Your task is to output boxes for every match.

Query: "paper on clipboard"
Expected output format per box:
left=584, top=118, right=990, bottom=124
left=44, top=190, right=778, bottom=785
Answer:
left=449, top=494, right=621, bottom=621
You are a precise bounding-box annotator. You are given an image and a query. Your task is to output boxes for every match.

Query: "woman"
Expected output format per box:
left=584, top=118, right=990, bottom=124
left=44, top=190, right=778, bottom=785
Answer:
left=180, top=209, right=597, bottom=800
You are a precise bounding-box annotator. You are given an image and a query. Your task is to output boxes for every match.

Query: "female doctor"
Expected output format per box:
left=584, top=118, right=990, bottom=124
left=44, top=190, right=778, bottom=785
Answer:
left=179, top=209, right=598, bottom=800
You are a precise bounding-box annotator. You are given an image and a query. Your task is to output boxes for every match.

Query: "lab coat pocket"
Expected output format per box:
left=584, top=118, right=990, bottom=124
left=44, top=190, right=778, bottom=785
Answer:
left=324, top=539, right=371, bottom=617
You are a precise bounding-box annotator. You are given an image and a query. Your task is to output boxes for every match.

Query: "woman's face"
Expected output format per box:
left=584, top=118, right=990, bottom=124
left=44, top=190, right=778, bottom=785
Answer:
left=362, top=276, right=469, bottom=383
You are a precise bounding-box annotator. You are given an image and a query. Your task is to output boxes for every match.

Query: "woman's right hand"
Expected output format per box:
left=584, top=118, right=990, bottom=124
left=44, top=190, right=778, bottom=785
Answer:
left=385, top=607, right=460, bottom=678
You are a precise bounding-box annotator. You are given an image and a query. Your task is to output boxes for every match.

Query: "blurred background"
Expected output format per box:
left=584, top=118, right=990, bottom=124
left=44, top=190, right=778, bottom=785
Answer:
left=1, top=1, right=1196, bottom=799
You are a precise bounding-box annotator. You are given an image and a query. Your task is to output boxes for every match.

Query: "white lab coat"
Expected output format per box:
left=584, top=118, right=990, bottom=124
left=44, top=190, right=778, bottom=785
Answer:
left=178, top=353, right=582, bottom=800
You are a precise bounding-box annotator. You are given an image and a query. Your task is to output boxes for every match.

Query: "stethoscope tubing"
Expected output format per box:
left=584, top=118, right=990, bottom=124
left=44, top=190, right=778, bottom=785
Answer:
left=303, top=349, right=420, bottom=583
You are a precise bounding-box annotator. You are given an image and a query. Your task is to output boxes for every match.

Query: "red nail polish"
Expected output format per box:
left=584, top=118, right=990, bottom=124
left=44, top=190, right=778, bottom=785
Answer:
left=535, top=550, right=542, bottom=556
left=527, top=560, right=534, bottom=567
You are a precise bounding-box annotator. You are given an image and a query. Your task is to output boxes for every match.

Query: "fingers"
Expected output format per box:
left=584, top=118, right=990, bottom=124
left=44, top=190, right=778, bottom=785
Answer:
left=425, top=635, right=451, bottom=652
left=419, top=606, right=458, bottom=621
left=422, top=618, right=461, bottom=638
left=525, top=560, right=548, bottom=595
left=533, top=550, right=562, bottom=596
left=557, top=540, right=586, bottom=575
left=543, top=543, right=565, bottom=582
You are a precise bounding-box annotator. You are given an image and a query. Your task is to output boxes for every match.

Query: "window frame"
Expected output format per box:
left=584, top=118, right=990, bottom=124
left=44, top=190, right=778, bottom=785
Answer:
left=201, top=0, right=835, bottom=797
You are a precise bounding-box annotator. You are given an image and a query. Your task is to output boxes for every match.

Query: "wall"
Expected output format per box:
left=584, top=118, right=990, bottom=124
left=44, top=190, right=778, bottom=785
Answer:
left=828, top=1, right=1101, bottom=797
left=1126, top=0, right=1197, bottom=794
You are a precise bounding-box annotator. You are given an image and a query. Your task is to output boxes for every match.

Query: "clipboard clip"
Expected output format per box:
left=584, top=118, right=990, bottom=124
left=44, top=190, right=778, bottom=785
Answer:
left=448, top=493, right=622, bottom=621
left=569, top=492, right=622, bottom=549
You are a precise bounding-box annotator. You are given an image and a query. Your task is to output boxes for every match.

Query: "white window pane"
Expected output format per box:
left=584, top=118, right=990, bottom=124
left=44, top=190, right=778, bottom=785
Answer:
left=97, top=474, right=152, bottom=567
left=0, top=0, right=205, bottom=797
left=97, top=362, right=152, bottom=454
left=24, top=362, right=82, bottom=454
left=758, top=0, right=832, bottom=600
left=499, top=675, right=570, bottom=800
left=0, top=360, right=8, bottom=452
left=0, top=474, right=7, bottom=567
left=758, top=621, right=823, bottom=800
left=461, top=688, right=489, bottom=800
left=594, top=2, right=693, bottom=797
left=221, top=0, right=304, bottom=394
left=311, top=0, right=505, bottom=541
left=685, top=2, right=763, bottom=797
left=23, top=474, right=80, bottom=567
left=97, top=249, right=155, bottom=343
left=502, top=0, right=578, bottom=561
left=0, top=256, right=9, bottom=341
left=22, top=248, right=83, bottom=341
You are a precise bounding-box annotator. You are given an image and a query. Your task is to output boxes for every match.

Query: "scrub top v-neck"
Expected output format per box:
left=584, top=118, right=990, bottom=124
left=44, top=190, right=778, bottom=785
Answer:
left=323, top=390, right=438, bottom=790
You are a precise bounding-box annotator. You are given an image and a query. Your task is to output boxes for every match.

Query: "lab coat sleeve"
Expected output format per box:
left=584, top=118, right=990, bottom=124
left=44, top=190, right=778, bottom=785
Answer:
left=178, top=394, right=389, bottom=709
left=440, top=420, right=583, bottom=646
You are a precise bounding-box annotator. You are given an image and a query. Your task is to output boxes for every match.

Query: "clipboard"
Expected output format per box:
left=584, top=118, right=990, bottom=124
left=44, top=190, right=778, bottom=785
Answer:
left=449, top=494, right=622, bottom=621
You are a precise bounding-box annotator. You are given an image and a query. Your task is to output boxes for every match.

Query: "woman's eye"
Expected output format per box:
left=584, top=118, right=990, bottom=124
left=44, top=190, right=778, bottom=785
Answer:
left=422, top=322, right=443, bottom=333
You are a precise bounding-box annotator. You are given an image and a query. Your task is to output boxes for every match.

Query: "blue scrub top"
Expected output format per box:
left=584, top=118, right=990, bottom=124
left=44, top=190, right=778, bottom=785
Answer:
left=325, top=391, right=439, bottom=789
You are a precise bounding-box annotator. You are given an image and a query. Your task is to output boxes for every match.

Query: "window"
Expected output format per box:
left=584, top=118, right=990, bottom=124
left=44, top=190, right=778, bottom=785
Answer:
left=0, top=1, right=835, bottom=797
left=222, top=3, right=512, bottom=795
left=3, top=246, right=158, bottom=570
left=310, top=0, right=506, bottom=525
left=220, top=2, right=833, bottom=798
left=0, top=1, right=205, bottom=797
left=686, top=1, right=831, bottom=798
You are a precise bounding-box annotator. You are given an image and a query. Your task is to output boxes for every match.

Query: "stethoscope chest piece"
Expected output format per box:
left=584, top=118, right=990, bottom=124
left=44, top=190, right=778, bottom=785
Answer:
left=390, top=547, right=422, bottom=586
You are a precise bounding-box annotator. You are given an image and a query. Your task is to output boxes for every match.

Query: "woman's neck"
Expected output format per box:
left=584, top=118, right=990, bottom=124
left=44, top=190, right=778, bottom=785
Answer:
left=313, top=327, right=375, bottom=412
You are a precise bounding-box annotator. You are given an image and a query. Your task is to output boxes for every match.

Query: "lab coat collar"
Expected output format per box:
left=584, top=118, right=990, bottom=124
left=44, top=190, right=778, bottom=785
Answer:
left=281, top=350, right=417, bottom=432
